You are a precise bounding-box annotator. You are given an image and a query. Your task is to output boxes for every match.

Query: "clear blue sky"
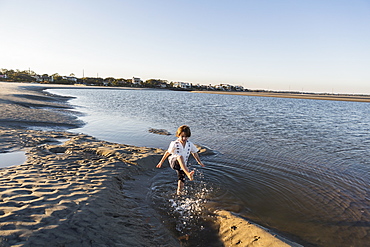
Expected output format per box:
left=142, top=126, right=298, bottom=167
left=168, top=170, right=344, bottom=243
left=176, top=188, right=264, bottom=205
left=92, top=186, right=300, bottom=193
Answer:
left=1, top=0, right=369, bottom=94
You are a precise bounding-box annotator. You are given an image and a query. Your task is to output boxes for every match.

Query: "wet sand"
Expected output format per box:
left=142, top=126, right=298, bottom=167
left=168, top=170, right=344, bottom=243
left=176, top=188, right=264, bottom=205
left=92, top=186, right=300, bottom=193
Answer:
left=193, top=90, right=370, bottom=103
left=0, top=82, right=293, bottom=246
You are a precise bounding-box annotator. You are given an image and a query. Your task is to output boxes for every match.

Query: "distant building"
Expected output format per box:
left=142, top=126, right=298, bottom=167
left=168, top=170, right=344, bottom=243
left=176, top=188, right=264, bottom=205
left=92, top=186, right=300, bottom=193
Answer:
left=0, top=75, right=7, bottom=79
left=33, top=74, right=54, bottom=82
left=174, top=81, right=191, bottom=89
left=159, top=83, right=167, bottom=88
left=216, top=84, right=231, bottom=91
left=234, top=85, right=244, bottom=91
left=62, top=76, right=78, bottom=82
left=132, top=77, right=142, bottom=85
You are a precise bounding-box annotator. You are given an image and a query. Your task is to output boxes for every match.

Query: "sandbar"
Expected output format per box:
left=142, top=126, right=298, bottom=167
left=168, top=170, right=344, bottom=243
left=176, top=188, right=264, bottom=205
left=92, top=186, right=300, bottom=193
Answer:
left=193, top=90, right=370, bottom=103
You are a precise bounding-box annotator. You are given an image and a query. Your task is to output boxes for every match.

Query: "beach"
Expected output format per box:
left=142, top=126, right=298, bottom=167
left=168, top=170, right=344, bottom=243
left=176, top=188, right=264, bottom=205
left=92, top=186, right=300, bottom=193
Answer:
left=0, top=82, right=293, bottom=246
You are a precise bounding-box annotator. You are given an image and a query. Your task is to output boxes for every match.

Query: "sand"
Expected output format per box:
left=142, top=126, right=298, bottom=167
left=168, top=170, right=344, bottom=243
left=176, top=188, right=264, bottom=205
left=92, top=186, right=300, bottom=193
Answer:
left=0, top=82, right=83, bottom=130
left=193, top=90, right=370, bottom=103
left=0, top=82, right=294, bottom=246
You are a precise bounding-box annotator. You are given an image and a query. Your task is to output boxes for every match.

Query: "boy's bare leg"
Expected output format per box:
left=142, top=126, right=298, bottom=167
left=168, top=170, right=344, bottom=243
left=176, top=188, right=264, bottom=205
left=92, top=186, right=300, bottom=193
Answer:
left=177, top=156, right=194, bottom=181
left=177, top=180, right=184, bottom=195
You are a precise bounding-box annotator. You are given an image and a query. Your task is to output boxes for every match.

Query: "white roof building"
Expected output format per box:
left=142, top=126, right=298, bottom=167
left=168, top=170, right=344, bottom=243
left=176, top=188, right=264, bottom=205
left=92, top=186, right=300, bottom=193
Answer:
left=62, top=76, right=78, bottom=82
left=132, top=77, right=142, bottom=85
left=174, top=81, right=191, bottom=89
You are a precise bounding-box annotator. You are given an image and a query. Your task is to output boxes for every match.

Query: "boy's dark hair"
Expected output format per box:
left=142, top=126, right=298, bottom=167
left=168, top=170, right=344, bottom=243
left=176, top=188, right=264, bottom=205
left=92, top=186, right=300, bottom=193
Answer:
left=176, top=125, right=191, bottom=137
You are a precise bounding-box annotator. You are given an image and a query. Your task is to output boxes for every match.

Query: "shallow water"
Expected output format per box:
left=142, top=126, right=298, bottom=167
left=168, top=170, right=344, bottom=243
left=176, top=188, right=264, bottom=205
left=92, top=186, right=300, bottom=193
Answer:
left=0, top=151, right=27, bottom=168
left=122, top=166, right=224, bottom=247
left=47, top=88, right=370, bottom=246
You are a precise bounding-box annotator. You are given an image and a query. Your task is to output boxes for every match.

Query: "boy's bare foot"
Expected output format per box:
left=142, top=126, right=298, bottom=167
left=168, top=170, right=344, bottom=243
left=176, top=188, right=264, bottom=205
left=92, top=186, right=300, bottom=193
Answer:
left=178, top=234, right=190, bottom=241
left=188, top=170, right=194, bottom=181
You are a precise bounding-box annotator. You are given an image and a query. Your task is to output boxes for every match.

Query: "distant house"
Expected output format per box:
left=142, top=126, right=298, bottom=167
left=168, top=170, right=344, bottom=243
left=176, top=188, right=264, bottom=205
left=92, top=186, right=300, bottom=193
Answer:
left=234, top=85, right=244, bottom=91
left=132, top=77, right=142, bottom=85
left=33, top=74, right=54, bottom=82
left=62, top=76, right=78, bottom=83
left=33, top=75, right=40, bottom=82
left=216, top=84, right=231, bottom=91
left=159, top=83, right=167, bottom=88
left=215, top=85, right=223, bottom=90
left=0, top=75, right=7, bottom=79
left=174, top=81, right=191, bottom=89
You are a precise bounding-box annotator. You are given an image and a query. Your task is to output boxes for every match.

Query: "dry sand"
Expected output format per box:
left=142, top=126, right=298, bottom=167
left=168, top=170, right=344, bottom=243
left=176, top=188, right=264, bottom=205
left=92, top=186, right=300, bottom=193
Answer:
left=0, top=82, right=294, bottom=246
left=193, top=90, right=370, bottom=103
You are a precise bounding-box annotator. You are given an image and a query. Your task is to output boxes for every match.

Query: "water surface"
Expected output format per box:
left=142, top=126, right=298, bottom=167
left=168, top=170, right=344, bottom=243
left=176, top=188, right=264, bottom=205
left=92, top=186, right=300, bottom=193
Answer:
left=47, top=88, right=370, bottom=246
left=0, top=151, right=27, bottom=168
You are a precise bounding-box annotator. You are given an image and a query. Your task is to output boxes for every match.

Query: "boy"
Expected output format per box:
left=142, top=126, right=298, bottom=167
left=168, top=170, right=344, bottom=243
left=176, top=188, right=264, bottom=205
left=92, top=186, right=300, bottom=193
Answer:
left=156, top=125, right=205, bottom=195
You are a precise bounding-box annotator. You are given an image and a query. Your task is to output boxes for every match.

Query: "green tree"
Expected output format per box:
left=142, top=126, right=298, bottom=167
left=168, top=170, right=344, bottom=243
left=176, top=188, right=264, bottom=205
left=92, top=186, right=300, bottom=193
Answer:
left=143, top=79, right=168, bottom=88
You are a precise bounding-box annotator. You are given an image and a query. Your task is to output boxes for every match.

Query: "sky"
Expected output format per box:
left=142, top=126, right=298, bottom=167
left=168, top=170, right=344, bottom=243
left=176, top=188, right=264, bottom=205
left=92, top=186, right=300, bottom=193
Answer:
left=0, top=0, right=369, bottom=94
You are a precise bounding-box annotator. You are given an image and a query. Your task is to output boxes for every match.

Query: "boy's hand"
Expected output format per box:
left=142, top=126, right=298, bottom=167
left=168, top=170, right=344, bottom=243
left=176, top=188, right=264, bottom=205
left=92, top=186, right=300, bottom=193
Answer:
left=156, top=163, right=162, bottom=168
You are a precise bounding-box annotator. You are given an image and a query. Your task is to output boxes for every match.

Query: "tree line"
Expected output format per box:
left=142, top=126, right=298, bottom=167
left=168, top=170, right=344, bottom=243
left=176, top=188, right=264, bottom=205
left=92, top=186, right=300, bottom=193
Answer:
left=0, top=69, right=36, bottom=82
left=0, top=68, right=247, bottom=91
left=0, top=68, right=172, bottom=88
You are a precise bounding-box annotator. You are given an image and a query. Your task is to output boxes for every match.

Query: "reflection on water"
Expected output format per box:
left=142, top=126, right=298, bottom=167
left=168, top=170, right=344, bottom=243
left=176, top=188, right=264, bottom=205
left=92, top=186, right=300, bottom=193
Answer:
left=0, top=151, right=27, bottom=168
left=47, top=88, right=370, bottom=246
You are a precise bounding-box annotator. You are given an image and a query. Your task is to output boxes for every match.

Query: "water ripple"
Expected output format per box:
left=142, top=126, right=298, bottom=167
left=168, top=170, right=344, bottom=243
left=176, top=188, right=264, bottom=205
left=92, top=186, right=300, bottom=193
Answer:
left=47, top=88, right=370, bottom=247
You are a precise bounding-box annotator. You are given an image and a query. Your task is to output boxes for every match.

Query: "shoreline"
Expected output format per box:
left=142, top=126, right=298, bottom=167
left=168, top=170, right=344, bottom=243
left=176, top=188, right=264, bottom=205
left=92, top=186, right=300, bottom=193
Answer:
left=192, top=90, right=370, bottom=103
left=0, top=82, right=83, bottom=131
left=0, top=82, right=295, bottom=246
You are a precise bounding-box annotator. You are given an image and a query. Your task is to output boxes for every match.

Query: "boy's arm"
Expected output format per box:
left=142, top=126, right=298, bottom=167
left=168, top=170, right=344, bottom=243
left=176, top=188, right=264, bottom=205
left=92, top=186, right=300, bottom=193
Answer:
left=156, top=151, right=170, bottom=168
left=192, top=152, right=205, bottom=167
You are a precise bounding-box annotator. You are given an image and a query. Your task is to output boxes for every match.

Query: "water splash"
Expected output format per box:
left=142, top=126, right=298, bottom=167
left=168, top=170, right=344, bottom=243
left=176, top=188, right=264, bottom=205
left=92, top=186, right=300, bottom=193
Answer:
left=167, top=169, right=212, bottom=234
left=169, top=196, right=206, bottom=232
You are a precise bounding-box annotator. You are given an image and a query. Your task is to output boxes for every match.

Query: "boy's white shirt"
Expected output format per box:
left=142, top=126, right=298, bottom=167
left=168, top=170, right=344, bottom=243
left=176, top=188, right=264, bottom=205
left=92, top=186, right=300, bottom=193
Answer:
left=167, top=139, right=199, bottom=167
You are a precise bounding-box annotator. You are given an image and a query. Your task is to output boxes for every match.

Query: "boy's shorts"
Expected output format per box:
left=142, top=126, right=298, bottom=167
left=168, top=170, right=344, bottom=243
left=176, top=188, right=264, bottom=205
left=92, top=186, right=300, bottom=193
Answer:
left=172, top=160, right=186, bottom=182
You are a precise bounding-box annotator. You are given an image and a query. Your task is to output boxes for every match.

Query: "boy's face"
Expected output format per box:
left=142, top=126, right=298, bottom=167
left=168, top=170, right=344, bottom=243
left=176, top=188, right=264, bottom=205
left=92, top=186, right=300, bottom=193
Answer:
left=178, top=132, right=189, bottom=142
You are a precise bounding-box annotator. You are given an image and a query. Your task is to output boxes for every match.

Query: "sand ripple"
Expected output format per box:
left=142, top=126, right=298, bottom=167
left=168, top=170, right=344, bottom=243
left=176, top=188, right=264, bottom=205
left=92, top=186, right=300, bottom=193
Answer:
left=0, top=130, right=173, bottom=246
